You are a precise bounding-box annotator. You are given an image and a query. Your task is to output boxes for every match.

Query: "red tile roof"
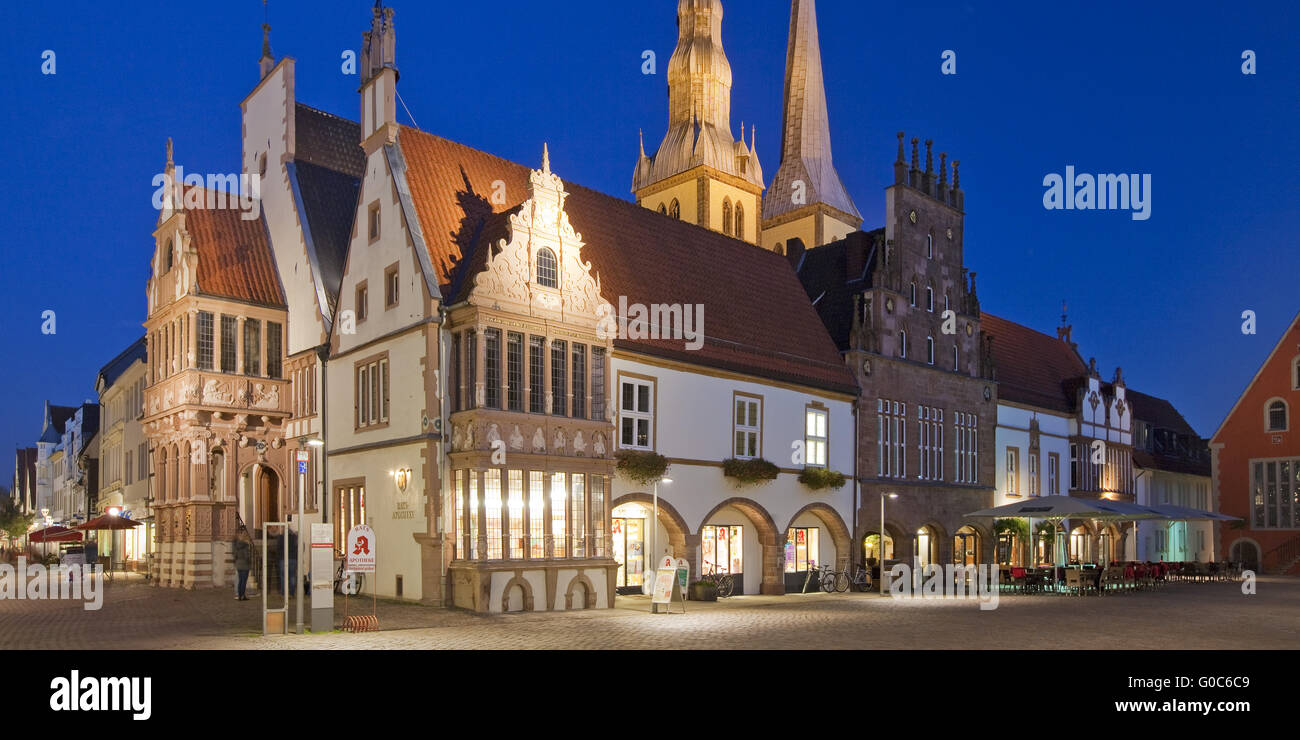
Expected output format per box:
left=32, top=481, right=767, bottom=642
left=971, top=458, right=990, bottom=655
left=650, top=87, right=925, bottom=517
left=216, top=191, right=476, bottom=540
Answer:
left=981, top=313, right=1088, bottom=412
left=185, top=190, right=286, bottom=308
left=397, top=126, right=856, bottom=394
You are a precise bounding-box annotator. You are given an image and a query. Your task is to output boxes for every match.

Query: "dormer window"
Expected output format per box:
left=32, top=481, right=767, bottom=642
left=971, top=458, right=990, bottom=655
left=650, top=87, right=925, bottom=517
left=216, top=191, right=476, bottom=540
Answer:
left=536, top=247, right=558, bottom=289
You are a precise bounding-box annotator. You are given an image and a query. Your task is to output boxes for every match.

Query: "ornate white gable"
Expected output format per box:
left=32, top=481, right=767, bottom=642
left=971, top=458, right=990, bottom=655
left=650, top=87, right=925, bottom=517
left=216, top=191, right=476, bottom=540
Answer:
left=471, top=146, right=609, bottom=326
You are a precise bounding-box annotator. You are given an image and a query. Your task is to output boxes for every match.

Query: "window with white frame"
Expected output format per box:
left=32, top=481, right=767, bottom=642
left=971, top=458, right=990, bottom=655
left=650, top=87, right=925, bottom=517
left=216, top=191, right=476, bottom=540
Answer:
left=926, top=336, right=935, bottom=365
left=926, top=287, right=934, bottom=312
left=1029, top=453, right=1040, bottom=496
left=877, top=399, right=907, bottom=478
left=619, top=377, right=654, bottom=450
left=733, top=394, right=761, bottom=459
left=917, top=406, right=944, bottom=481
left=1048, top=453, right=1060, bottom=494
left=1006, top=447, right=1020, bottom=495
left=805, top=406, right=828, bottom=467
left=356, top=355, right=389, bottom=429
left=899, top=330, right=908, bottom=359
left=952, top=344, right=959, bottom=372
left=1251, top=459, right=1300, bottom=529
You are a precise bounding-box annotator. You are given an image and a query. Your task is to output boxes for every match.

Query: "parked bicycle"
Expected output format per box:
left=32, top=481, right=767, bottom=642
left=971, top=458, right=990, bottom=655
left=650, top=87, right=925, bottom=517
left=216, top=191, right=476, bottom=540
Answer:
left=821, top=561, right=873, bottom=590
left=334, top=558, right=365, bottom=595
left=700, top=564, right=736, bottom=598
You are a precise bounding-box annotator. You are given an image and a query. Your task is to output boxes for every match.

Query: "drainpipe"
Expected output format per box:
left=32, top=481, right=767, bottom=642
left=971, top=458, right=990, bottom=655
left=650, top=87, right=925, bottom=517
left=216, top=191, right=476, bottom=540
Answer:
left=438, top=303, right=451, bottom=599
left=315, top=345, right=330, bottom=529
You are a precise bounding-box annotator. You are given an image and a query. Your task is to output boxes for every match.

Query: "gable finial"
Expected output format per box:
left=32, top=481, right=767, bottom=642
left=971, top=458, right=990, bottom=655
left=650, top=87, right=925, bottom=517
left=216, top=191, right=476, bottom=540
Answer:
left=638, top=129, right=645, bottom=158
left=166, top=137, right=173, bottom=168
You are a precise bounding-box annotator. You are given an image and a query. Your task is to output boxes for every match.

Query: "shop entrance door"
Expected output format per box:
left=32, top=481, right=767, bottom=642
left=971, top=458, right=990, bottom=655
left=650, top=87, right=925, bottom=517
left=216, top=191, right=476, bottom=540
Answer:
left=612, top=517, right=646, bottom=594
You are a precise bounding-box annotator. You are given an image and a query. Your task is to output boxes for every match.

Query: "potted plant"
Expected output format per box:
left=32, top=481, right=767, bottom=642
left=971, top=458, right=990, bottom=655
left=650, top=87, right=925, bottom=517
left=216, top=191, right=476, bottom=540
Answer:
left=797, top=467, right=847, bottom=491
left=721, top=458, right=780, bottom=487
left=615, top=450, right=670, bottom=486
left=689, top=580, right=718, bottom=602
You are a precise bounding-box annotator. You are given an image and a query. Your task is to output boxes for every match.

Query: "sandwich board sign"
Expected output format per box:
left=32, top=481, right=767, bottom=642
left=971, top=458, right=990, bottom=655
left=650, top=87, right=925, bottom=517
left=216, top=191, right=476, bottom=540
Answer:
left=346, top=524, right=376, bottom=573
left=651, top=555, right=687, bottom=614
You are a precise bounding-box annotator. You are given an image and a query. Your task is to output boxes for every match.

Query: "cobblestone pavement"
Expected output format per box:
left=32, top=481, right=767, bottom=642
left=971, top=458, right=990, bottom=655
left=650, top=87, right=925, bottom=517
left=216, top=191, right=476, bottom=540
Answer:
left=1, top=573, right=1295, bottom=650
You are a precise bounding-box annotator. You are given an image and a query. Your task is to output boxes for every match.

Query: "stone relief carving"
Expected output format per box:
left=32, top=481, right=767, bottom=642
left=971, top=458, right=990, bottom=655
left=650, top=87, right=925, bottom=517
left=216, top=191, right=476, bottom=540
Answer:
left=532, top=428, right=546, bottom=454
left=593, top=432, right=606, bottom=458
left=553, top=428, right=566, bottom=453
left=465, top=424, right=475, bottom=450
left=486, top=423, right=502, bottom=449
left=252, top=383, right=279, bottom=410
left=509, top=425, right=524, bottom=451
left=202, top=379, right=233, bottom=403
left=451, top=424, right=463, bottom=452
left=572, top=431, right=586, bottom=456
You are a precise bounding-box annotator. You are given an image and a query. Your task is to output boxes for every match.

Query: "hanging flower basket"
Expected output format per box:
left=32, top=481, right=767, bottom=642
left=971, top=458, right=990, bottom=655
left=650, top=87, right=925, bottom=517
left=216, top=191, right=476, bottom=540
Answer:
left=721, top=458, right=780, bottom=487
left=615, top=450, right=670, bottom=486
left=797, top=467, right=847, bottom=491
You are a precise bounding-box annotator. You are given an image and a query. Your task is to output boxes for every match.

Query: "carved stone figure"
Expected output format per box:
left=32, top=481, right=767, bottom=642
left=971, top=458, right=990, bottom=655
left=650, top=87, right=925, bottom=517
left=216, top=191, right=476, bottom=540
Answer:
left=509, top=425, right=525, bottom=451
left=593, top=432, right=607, bottom=458
left=553, top=428, right=566, bottom=453
left=573, top=431, right=586, bottom=456
left=532, top=428, right=546, bottom=454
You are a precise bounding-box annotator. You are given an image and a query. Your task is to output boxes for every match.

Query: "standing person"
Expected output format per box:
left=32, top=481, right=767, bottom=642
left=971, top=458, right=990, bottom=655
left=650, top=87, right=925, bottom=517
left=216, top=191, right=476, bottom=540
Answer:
left=232, top=528, right=253, bottom=601
left=268, top=526, right=284, bottom=595
left=287, top=525, right=299, bottom=596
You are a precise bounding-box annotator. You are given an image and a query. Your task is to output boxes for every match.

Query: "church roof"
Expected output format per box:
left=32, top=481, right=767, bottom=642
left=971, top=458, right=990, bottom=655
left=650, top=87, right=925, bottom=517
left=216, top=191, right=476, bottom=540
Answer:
left=183, top=190, right=286, bottom=308
left=764, top=0, right=860, bottom=223
left=980, top=313, right=1090, bottom=413
left=396, top=125, right=856, bottom=395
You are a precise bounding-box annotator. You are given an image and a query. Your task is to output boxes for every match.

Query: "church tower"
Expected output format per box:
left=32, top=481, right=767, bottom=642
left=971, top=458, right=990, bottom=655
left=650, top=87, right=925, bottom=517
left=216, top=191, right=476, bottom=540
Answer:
left=633, top=0, right=764, bottom=245
left=762, top=0, right=861, bottom=254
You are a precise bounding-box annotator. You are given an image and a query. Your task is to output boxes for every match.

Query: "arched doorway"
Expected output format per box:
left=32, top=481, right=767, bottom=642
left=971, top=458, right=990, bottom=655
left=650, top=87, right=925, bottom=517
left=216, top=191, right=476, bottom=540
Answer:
left=242, top=464, right=282, bottom=531
left=698, top=498, right=781, bottom=595
left=914, top=526, right=936, bottom=568
left=783, top=504, right=852, bottom=592
left=1230, top=539, right=1260, bottom=571
left=609, top=493, right=690, bottom=595
left=1069, top=525, right=1091, bottom=563
left=953, top=526, right=980, bottom=566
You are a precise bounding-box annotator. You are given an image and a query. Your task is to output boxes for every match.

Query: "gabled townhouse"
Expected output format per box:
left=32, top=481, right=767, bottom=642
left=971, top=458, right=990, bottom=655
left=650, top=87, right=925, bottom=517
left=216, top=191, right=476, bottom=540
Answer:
left=981, top=315, right=1135, bottom=565
left=34, top=402, right=77, bottom=522
left=240, top=25, right=364, bottom=559
left=1211, top=310, right=1300, bottom=574
left=1128, top=390, right=1212, bottom=563
left=95, top=337, right=151, bottom=571
left=142, top=143, right=291, bottom=589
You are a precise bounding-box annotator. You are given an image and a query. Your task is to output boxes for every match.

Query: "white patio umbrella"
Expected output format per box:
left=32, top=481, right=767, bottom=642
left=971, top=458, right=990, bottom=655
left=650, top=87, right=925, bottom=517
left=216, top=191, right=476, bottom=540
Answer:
left=967, top=496, right=1165, bottom=567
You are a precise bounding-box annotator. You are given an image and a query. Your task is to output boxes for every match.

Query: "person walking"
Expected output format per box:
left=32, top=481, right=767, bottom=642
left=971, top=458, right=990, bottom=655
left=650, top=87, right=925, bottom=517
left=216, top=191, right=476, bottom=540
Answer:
left=233, top=528, right=253, bottom=601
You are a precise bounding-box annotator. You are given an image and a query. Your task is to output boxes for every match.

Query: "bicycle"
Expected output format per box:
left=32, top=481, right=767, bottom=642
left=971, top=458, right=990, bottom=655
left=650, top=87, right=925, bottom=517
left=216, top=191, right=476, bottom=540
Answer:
left=700, top=565, right=735, bottom=598
left=334, top=558, right=365, bottom=595
left=827, top=563, right=873, bottom=593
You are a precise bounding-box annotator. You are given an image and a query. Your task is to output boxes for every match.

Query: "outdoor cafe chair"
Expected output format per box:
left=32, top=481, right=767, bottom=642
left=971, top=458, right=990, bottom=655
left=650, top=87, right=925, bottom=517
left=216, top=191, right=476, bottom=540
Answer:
left=1064, top=567, right=1083, bottom=596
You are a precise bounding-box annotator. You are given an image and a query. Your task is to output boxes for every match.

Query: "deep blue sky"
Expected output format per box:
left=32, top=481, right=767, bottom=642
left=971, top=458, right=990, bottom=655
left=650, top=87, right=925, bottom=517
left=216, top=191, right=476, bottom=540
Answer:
left=2, top=0, right=1297, bottom=484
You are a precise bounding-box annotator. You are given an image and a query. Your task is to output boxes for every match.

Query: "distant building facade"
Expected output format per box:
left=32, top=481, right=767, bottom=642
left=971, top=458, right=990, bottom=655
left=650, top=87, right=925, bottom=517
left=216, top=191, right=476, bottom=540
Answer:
left=1212, top=311, right=1300, bottom=574
left=96, top=337, right=151, bottom=571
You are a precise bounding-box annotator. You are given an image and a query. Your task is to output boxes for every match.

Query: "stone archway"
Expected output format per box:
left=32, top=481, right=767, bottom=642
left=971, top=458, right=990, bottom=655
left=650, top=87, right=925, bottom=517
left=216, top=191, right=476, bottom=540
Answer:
left=500, top=574, right=535, bottom=613
left=784, top=503, right=852, bottom=570
left=610, top=492, right=691, bottom=562
left=698, top=497, right=783, bottom=595
left=564, top=573, right=597, bottom=610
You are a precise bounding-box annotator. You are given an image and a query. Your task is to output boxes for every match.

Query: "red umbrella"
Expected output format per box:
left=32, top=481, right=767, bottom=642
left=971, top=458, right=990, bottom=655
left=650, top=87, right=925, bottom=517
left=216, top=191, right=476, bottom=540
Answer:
left=28, top=526, right=83, bottom=543
left=75, top=515, right=142, bottom=578
left=76, top=514, right=143, bottom=531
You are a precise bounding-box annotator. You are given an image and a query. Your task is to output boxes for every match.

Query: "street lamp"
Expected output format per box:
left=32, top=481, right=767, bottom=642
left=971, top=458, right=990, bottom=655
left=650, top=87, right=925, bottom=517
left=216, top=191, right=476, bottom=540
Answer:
left=644, top=476, right=673, bottom=595
left=879, top=492, right=898, bottom=594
